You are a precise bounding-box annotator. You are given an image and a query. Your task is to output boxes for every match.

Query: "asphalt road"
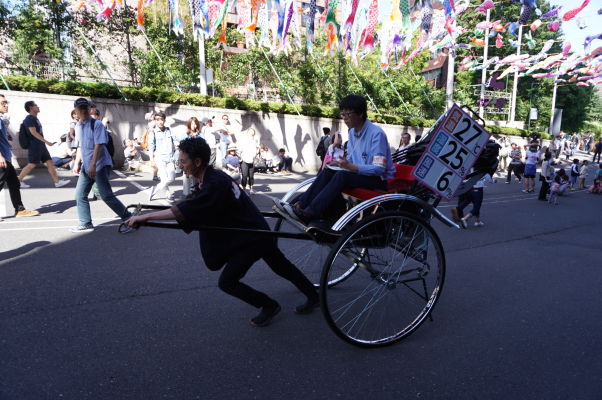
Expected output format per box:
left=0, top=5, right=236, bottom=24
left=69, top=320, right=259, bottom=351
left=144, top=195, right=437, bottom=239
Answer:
left=1, top=158, right=601, bottom=400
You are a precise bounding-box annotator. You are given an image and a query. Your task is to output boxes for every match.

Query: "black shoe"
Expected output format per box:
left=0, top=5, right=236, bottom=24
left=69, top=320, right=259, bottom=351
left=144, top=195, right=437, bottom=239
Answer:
left=250, top=303, right=281, bottom=327
left=292, top=206, right=312, bottom=224
left=294, top=296, right=319, bottom=315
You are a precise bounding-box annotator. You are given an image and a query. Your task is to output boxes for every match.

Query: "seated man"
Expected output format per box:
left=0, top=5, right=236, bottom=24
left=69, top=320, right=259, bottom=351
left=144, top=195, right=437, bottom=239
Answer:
left=286, top=95, right=395, bottom=223
left=277, top=148, right=292, bottom=172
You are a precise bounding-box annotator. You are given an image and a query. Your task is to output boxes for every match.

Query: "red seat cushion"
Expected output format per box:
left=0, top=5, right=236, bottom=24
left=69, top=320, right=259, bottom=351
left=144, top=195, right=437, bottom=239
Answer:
left=343, top=164, right=416, bottom=201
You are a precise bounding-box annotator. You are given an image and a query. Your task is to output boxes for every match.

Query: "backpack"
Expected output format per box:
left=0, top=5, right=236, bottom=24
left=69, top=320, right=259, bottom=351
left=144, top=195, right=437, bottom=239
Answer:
left=87, top=118, right=114, bottom=157
left=18, top=123, right=30, bottom=149
left=316, top=136, right=327, bottom=157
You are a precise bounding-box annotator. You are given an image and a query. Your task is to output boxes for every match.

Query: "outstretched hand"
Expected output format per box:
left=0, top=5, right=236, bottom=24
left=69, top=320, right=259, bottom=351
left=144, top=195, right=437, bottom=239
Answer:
left=125, top=215, right=146, bottom=229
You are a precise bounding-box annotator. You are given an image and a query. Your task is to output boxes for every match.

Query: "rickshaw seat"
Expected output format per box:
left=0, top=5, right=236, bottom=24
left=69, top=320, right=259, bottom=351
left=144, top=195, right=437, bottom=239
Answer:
left=342, top=164, right=416, bottom=201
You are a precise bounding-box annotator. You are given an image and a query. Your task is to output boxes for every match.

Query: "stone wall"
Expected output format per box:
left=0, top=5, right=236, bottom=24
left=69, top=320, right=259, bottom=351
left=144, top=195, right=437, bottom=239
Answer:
left=1, top=90, right=428, bottom=172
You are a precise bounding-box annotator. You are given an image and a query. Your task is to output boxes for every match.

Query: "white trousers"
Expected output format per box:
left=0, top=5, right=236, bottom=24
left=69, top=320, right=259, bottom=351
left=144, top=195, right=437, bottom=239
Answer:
left=156, top=160, right=175, bottom=197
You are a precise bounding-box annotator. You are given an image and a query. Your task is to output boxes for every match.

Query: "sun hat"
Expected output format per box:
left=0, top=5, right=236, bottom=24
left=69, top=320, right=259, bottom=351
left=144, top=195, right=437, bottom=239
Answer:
left=227, top=144, right=238, bottom=151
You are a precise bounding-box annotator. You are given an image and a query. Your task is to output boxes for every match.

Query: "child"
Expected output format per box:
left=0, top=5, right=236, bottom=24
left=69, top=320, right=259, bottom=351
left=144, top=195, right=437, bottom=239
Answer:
left=225, top=144, right=241, bottom=183
left=569, top=158, right=580, bottom=190
left=322, top=132, right=345, bottom=169
left=589, top=178, right=601, bottom=194
left=452, top=173, right=495, bottom=228
left=549, top=175, right=561, bottom=205
left=578, top=160, right=589, bottom=189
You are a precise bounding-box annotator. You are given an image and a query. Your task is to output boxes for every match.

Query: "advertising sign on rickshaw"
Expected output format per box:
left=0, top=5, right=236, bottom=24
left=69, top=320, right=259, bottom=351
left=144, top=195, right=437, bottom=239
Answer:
left=412, top=104, right=491, bottom=200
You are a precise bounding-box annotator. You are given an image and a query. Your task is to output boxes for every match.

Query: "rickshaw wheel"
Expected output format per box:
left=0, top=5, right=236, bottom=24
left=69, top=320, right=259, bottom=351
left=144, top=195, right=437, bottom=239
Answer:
left=320, top=211, right=445, bottom=347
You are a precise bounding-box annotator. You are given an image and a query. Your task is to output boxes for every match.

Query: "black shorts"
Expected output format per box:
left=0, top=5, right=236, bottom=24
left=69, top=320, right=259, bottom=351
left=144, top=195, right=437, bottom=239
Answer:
left=28, top=142, right=52, bottom=164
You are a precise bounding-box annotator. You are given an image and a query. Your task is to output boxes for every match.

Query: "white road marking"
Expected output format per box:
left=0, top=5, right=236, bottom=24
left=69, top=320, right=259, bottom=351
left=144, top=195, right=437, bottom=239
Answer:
left=0, top=223, right=122, bottom=232
left=112, top=170, right=147, bottom=191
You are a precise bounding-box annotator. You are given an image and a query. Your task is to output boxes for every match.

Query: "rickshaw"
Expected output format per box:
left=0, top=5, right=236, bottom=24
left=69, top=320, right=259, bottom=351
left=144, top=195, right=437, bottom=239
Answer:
left=121, top=106, right=499, bottom=348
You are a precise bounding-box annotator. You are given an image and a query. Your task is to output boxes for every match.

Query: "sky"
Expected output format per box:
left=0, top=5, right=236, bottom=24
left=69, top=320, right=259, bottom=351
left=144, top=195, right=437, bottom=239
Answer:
left=549, top=0, right=602, bottom=53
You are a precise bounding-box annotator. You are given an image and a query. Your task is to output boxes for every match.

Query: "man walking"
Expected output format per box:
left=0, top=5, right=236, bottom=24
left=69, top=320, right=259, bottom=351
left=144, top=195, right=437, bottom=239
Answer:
left=148, top=111, right=177, bottom=202
left=593, top=139, right=602, bottom=163
left=17, top=100, right=69, bottom=188
left=0, top=94, right=39, bottom=221
left=70, top=98, right=133, bottom=233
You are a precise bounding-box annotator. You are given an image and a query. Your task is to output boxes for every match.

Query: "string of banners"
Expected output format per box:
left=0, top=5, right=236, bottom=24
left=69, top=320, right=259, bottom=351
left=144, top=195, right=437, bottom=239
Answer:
left=68, top=0, right=602, bottom=86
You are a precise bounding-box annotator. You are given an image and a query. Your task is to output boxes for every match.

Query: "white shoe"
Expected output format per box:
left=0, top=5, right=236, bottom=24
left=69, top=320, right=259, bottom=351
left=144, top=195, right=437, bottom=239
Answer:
left=55, top=179, right=70, bottom=188
left=249, top=189, right=256, bottom=194
left=20, top=181, right=31, bottom=188
left=474, top=221, right=484, bottom=227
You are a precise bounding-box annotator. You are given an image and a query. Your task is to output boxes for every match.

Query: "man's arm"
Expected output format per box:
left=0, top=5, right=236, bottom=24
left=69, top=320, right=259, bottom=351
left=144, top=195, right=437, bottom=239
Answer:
left=87, top=144, right=103, bottom=178
left=28, top=127, right=54, bottom=146
left=126, top=208, right=176, bottom=229
left=0, top=153, right=7, bottom=169
left=73, top=147, right=82, bottom=174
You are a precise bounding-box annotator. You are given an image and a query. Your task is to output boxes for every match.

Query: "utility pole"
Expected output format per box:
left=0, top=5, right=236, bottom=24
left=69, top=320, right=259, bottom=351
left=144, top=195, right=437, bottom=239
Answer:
left=446, top=49, right=455, bottom=110
left=509, top=24, right=523, bottom=123
left=478, top=9, right=491, bottom=118
left=548, top=80, right=558, bottom=136
left=198, top=34, right=207, bottom=95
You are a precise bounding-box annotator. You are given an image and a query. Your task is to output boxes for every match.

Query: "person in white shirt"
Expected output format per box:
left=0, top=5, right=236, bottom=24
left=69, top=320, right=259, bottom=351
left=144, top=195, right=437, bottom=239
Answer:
left=239, top=128, right=259, bottom=194
left=200, top=117, right=218, bottom=167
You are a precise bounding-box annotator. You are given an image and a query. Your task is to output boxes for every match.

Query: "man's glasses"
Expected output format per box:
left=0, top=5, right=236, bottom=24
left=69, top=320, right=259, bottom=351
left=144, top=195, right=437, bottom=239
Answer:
left=0, top=101, right=8, bottom=105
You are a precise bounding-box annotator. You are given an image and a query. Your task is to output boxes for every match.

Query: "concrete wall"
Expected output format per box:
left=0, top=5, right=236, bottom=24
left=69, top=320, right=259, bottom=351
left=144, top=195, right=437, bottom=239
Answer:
left=1, top=90, right=427, bottom=172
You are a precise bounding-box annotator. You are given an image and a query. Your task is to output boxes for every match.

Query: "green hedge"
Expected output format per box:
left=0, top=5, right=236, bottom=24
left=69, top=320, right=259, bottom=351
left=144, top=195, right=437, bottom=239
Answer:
left=3, top=75, right=539, bottom=138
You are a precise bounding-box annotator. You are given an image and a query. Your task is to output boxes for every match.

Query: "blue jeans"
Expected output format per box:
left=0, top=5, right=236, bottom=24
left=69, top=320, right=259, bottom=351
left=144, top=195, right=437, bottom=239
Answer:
left=298, top=168, right=387, bottom=218
left=75, top=165, right=130, bottom=226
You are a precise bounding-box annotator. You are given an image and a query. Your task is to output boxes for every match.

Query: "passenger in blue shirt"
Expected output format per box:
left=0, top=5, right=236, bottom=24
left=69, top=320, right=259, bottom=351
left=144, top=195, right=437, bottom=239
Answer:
left=70, top=97, right=133, bottom=233
left=289, top=95, right=395, bottom=223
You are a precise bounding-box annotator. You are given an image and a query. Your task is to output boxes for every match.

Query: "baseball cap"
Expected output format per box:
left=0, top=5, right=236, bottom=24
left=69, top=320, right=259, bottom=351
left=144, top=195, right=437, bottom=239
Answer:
left=74, top=98, right=91, bottom=108
left=201, top=117, right=210, bottom=124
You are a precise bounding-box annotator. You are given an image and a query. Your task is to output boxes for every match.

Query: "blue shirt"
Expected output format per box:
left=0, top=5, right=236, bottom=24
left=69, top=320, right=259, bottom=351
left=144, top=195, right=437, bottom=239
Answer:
left=74, top=117, right=112, bottom=171
left=0, top=118, right=11, bottom=161
left=150, top=126, right=177, bottom=163
left=347, top=120, right=395, bottom=179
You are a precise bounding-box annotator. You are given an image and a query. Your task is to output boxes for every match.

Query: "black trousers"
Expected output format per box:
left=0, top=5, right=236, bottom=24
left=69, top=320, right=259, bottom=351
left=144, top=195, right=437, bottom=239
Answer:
left=241, top=162, right=254, bottom=188
left=506, top=163, right=522, bottom=182
left=217, top=243, right=317, bottom=308
left=0, top=161, right=24, bottom=212
left=538, top=179, right=550, bottom=200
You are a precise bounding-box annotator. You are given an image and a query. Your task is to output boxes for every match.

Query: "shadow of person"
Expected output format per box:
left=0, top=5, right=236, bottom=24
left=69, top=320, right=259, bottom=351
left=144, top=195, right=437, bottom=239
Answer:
left=293, top=125, right=311, bottom=167
left=0, top=241, right=51, bottom=263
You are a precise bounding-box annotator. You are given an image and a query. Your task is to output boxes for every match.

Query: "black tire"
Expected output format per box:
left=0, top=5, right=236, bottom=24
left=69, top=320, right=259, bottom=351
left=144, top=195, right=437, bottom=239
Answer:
left=320, top=211, right=445, bottom=347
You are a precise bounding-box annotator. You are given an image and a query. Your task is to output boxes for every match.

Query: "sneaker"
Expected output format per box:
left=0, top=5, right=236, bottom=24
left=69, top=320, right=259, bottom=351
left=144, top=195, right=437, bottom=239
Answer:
left=167, top=194, right=175, bottom=202
left=474, top=221, right=484, bottom=227
left=15, top=209, right=40, bottom=217
left=88, top=194, right=98, bottom=201
left=460, top=219, right=468, bottom=229
left=250, top=302, right=281, bottom=327
left=290, top=205, right=312, bottom=224
left=249, top=189, right=256, bottom=195
left=294, top=296, right=319, bottom=315
left=152, top=176, right=160, bottom=182
left=20, top=181, right=31, bottom=188
left=55, top=179, right=70, bottom=188
left=70, top=224, right=94, bottom=233
left=505, top=181, right=510, bottom=184
left=521, top=189, right=529, bottom=193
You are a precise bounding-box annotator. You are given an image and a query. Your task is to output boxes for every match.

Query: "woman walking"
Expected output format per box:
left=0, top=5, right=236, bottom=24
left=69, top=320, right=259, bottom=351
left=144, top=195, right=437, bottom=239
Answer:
left=239, top=128, right=259, bottom=194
